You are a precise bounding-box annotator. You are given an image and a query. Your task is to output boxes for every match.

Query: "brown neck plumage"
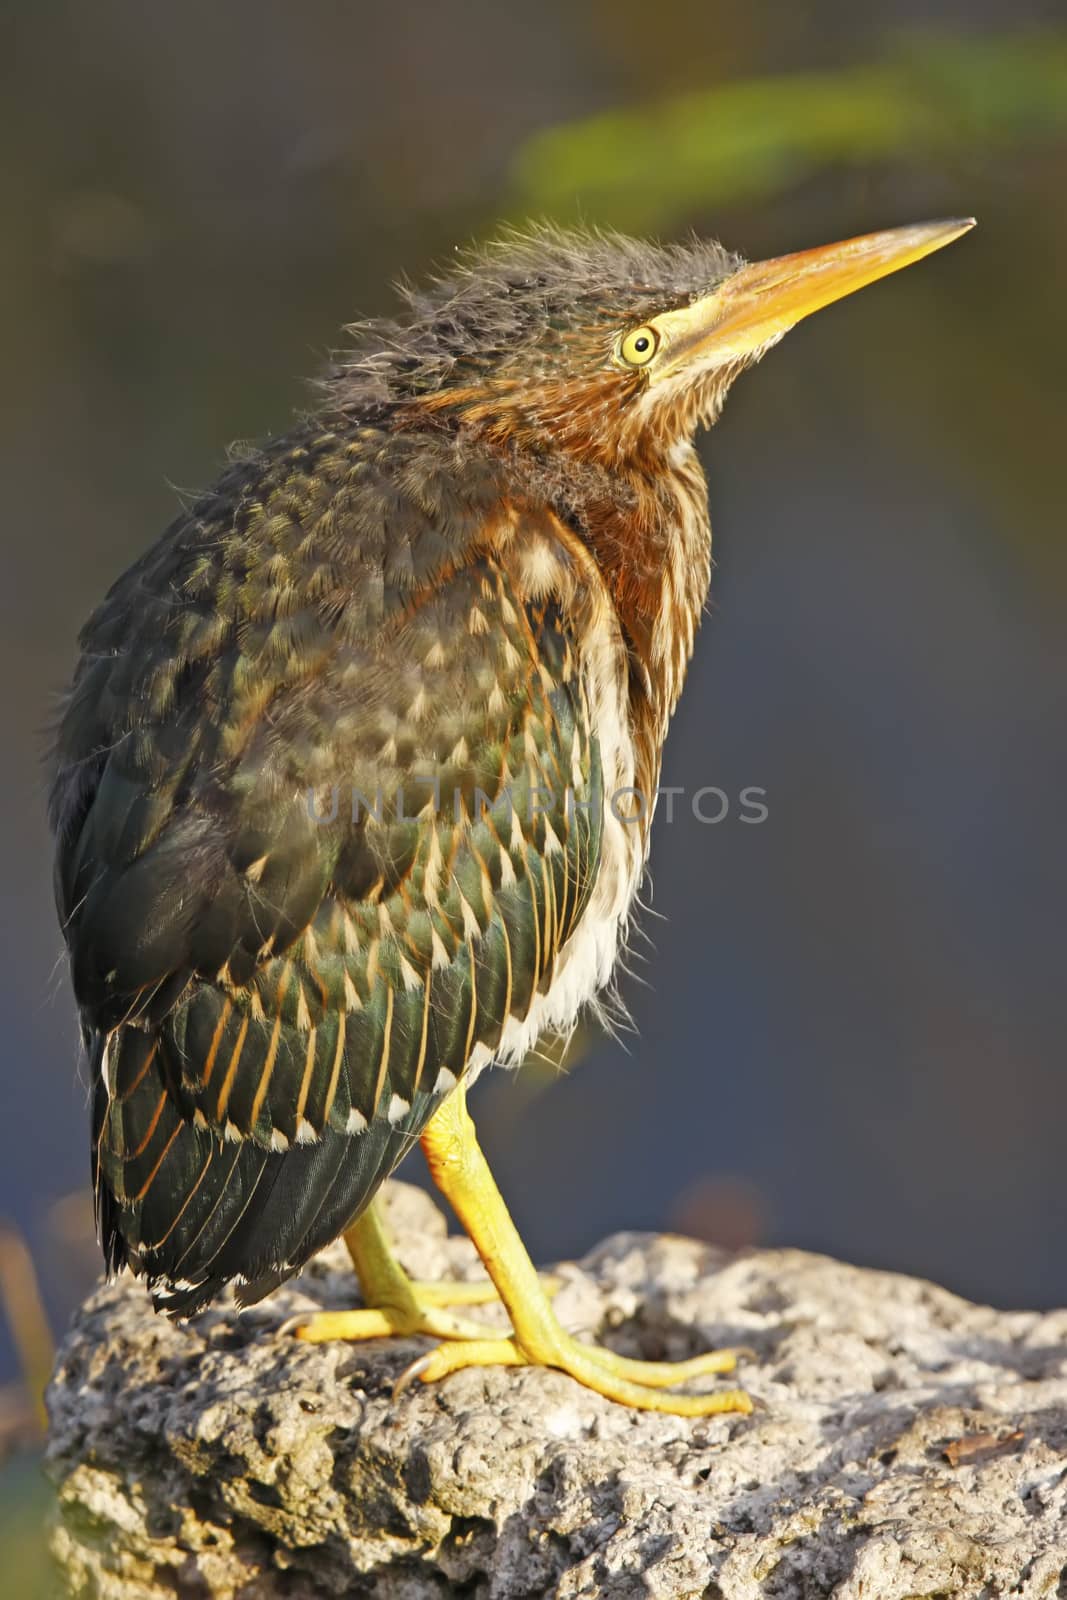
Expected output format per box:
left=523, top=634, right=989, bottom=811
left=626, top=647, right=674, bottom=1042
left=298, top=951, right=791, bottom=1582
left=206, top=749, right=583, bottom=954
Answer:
left=570, top=448, right=712, bottom=813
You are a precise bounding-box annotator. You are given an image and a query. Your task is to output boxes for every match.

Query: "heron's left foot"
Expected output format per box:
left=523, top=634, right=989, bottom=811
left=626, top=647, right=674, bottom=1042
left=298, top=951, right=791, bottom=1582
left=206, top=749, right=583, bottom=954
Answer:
left=399, top=1331, right=750, bottom=1415
left=410, top=1085, right=754, bottom=1418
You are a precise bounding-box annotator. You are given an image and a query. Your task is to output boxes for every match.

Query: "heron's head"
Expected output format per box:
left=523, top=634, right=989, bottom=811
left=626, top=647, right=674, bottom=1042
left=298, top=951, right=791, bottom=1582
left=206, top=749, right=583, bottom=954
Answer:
left=336, top=219, right=974, bottom=465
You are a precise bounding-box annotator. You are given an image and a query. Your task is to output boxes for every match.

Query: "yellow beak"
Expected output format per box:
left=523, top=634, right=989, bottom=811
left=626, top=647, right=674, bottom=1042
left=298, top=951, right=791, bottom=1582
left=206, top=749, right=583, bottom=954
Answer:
left=652, top=218, right=975, bottom=377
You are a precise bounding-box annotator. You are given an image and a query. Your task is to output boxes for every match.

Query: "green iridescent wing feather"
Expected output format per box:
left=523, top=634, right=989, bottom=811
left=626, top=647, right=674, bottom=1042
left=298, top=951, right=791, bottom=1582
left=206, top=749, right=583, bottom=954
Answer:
left=51, top=424, right=603, bottom=1310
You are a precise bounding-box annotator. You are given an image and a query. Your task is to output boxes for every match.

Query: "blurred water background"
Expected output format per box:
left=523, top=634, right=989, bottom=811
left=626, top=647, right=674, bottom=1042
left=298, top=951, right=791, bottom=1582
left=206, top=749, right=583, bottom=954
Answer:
left=1, top=0, right=1065, bottom=1580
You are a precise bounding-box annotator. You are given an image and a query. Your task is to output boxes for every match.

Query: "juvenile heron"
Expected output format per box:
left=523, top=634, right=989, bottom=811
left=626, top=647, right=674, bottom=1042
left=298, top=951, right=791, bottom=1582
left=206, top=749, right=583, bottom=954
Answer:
left=50, top=218, right=973, bottom=1415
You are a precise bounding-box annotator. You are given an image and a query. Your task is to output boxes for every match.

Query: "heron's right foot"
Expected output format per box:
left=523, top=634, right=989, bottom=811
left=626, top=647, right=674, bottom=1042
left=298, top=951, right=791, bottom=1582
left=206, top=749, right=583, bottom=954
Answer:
left=288, top=1196, right=558, bottom=1345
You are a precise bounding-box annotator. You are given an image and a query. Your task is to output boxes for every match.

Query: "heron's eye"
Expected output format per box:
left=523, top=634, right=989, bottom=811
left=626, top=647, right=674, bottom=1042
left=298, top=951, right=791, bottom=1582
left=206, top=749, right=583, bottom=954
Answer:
left=618, top=325, right=660, bottom=367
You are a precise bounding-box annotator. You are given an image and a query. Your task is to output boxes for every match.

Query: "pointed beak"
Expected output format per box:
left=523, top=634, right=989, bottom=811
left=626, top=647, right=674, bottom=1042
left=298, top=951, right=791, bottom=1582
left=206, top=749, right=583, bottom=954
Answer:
left=651, top=218, right=975, bottom=379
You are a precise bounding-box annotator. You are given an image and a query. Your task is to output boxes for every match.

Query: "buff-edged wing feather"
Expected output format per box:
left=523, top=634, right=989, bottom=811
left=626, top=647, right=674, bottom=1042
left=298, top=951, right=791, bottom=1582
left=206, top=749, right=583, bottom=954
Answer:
left=54, top=425, right=604, bottom=1312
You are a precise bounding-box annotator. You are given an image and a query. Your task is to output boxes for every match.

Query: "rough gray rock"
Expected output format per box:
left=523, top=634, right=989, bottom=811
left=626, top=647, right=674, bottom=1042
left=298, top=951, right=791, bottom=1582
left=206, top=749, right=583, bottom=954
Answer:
left=46, top=1181, right=1067, bottom=1599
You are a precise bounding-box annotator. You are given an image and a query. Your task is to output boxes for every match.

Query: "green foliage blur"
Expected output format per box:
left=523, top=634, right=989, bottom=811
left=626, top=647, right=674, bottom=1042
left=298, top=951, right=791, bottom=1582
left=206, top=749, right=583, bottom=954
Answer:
left=514, top=30, right=1067, bottom=226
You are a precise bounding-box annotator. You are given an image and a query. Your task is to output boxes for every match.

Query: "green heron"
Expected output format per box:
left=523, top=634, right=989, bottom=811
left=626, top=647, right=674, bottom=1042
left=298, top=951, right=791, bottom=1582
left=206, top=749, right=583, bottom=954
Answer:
left=51, top=217, right=973, bottom=1416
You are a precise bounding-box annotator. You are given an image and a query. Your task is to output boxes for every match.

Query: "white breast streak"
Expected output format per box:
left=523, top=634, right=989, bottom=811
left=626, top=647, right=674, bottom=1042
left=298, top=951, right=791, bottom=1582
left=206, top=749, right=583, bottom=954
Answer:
left=471, top=514, right=644, bottom=1078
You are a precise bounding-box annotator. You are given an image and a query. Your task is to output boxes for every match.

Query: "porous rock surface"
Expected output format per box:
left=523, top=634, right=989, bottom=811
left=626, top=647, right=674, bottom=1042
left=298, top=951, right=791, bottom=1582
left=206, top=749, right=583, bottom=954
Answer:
left=47, top=1182, right=1067, bottom=1598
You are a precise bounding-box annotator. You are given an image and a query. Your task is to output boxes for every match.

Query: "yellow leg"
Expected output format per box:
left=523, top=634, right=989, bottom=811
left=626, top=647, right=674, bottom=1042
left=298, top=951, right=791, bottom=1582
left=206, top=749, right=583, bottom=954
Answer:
left=291, top=1193, right=560, bottom=1345
left=407, top=1084, right=752, bottom=1417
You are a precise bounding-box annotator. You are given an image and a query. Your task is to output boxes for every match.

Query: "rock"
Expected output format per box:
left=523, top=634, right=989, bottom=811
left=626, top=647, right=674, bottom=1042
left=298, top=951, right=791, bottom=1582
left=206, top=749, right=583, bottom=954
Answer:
left=46, top=1181, right=1067, bottom=1599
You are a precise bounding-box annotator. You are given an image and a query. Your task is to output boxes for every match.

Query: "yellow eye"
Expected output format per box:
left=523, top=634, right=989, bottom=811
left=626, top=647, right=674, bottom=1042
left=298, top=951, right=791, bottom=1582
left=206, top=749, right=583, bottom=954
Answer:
left=618, top=325, right=659, bottom=367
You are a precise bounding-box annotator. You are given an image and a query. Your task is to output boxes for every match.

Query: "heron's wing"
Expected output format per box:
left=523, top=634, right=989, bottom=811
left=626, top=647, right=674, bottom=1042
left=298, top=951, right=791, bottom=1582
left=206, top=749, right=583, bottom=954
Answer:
left=51, top=430, right=607, bottom=1311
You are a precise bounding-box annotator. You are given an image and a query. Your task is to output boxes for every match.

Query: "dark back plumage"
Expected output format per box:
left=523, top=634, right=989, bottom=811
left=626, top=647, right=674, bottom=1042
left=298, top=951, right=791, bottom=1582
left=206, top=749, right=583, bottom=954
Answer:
left=53, top=416, right=609, bottom=1310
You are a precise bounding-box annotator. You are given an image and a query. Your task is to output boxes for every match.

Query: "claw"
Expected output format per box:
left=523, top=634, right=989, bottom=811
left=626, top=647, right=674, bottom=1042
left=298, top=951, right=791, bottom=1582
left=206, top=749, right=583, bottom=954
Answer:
left=392, top=1350, right=435, bottom=1397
